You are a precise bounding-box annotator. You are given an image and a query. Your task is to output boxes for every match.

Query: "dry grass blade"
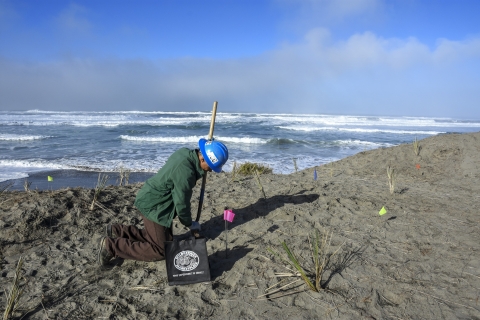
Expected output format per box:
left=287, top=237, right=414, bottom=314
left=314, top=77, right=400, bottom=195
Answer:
left=124, top=170, right=131, bottom=185
left=387, top=166, right=396, bottom=194
left=254, top=169, right=267, bottom=199
left=312, top=231, right=320, bottom=289
left=90, top=173, right=109, bottom=211
left=3, top=256, right=26, bottom=320
left=310, top=229, right=335, bottom=291
left=130, top=286, right=163, bottom=291
left=316, top=230, right=329, bottom=290
left=258, top=279, right=302, bottom=298
left=274, top=272, right=300, bottom=277
left=257, top=288, right=306, bottom=300
left=269, top=243, right=316, bottom=291
left=1, top=181, right=14, bottom=194
left=94, top=201, right=117, bottom=217
left=230, top=160, right=237, bottom=182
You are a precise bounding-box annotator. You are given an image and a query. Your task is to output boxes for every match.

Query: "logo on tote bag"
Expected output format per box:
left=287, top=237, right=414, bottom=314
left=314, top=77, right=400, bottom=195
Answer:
left=174, top=250, right=200, bottom=271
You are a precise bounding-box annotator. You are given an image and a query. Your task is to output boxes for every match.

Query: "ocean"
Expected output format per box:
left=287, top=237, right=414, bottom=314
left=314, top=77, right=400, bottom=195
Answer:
left=1, top=110, right=479, bottom=190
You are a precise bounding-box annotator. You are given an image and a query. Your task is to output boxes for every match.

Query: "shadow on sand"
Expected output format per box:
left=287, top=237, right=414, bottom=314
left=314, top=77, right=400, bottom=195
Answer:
left=202, top=191, right=319, bottom=240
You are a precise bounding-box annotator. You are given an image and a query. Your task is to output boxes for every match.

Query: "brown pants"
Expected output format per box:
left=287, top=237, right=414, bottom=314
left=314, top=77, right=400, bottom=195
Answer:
left=105, top=213, right=173, bottom=262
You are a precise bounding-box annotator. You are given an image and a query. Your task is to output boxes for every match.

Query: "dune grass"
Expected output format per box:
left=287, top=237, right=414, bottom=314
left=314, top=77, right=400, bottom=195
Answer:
left=236, top=162, right=272, bottom=175
left=3, top=256, right=26, bottom=320
left=413, top=137, right=421, bottom=156
left=90, top=173, right=109, bottom=211
left=268, top=229, right=342, bottom=293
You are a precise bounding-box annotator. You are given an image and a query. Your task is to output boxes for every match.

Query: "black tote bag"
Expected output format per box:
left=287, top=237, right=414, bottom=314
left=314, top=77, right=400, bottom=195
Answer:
left=164, top=237, right=211, bottom=285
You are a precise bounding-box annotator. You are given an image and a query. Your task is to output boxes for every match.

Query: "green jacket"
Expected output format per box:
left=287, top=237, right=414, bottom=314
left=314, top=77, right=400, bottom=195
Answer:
left=134, top=148, right=205, bottom=228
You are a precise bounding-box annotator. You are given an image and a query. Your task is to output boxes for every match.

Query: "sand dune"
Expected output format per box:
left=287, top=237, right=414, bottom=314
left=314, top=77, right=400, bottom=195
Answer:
left=1, top=132, right=480, bottom=319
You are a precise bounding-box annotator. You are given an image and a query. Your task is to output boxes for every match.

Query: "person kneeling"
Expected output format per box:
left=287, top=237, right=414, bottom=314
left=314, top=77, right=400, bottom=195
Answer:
left=97, top=139, right=228, bottom=266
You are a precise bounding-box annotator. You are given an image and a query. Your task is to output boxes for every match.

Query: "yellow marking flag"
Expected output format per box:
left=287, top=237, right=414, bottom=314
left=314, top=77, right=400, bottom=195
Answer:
left=47, top=176, right=53, bottom=182
left=379, top=206, right=387, bottom=215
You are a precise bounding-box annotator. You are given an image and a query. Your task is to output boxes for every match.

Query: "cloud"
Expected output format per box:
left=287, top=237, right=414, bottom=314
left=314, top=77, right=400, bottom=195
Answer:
left=434, top=37, right=480, bottom=64
left=56, top=3, right=92, bottom=34
left=303, top=29, right=432, bottom=70
left=1, top=29, right=480, bottom=118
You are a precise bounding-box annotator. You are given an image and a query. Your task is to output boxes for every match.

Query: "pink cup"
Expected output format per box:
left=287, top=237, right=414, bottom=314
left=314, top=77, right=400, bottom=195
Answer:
left=224, top=209, right=235, bottom=222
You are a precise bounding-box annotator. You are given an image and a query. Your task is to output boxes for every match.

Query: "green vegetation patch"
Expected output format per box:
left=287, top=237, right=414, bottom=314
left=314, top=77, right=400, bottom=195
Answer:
left=237, top=162, right=272, bottom=175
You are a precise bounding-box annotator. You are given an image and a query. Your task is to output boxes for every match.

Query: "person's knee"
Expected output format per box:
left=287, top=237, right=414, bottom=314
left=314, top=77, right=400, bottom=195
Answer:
left=150, top=242, right=166, bottom=261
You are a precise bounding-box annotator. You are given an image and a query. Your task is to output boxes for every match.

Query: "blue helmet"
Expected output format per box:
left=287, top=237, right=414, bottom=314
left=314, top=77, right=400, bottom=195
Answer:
left=198, top=138, right=228, bottom=173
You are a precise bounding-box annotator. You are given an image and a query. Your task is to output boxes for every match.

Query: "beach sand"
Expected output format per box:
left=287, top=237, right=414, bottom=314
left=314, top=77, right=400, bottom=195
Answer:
left=1, top=132, right=480, bottom=319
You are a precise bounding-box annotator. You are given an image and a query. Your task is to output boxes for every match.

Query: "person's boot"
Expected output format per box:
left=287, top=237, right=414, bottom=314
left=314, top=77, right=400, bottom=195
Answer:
left=105, top=224, right=116, bottom=238
left=97, top=237, right=113, bottom=267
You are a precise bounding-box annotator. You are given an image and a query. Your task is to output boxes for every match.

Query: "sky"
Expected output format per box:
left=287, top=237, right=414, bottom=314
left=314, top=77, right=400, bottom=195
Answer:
left=0, top=0, right=479, bottom=118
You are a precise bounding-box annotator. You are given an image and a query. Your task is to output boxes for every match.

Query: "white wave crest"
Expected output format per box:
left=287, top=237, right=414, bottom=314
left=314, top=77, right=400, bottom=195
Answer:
left=120, top=135, right=267, bottom=144
left=217, top=136, right=267, bottom=144
left=277, top=126, right=443, bottom=135
left=0, top=160, right=68, bottom=182
left=0, top=134, right=52, bottom=141
left=120, top=135, right=204, bottom=143
left=3, top=111, right=480, bottom=128
left=334, top=139, right=394, bottom=148
left=0, top=159, right=68, bottom=169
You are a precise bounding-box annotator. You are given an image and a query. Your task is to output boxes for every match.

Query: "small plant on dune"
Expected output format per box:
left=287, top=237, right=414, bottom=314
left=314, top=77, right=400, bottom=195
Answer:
left=413, top=137, right=421, bottom=156
left=387, top=166, right=396, bottom=194
left=268, top=229, right=342, bottom=293
left=117, top=165, right=131, bottom=186
left=292, top=158, right=298, bottom=173
left=237, top=162, right=272, bottom=175
left=23, top=179, right=32, bottom=192
left=3, top=256, right=27, bottom=320
left=90, top=173, right=109, bottom=211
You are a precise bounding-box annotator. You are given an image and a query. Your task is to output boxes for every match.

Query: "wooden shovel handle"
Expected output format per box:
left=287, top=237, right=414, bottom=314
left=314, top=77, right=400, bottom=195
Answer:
left=208, top=101, right=218, bottom=140
left=192, top=101, right=218, bottom=238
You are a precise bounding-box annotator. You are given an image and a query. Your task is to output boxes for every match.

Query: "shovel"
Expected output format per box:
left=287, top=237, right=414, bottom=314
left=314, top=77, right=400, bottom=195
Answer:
left=192, top=101, right=218, bottom=238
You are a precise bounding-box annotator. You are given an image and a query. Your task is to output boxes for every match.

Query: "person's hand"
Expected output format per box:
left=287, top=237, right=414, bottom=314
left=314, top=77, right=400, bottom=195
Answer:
left=189, top=221, right=201, bottom=231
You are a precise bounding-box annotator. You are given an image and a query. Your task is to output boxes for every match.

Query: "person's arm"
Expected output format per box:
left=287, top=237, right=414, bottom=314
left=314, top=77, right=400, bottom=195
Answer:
left=171, top=160, right=197, bottom=227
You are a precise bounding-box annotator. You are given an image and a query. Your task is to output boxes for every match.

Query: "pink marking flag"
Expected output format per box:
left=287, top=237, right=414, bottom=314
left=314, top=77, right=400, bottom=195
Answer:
left=224, top=209, right=235, bottom=222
